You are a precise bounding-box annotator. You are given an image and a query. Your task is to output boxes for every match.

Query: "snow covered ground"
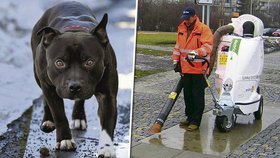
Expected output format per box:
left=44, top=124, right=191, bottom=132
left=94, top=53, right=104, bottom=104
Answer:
left=0, top=0, right=42, bottom=135
left=0, top=0, right=136, bottom=157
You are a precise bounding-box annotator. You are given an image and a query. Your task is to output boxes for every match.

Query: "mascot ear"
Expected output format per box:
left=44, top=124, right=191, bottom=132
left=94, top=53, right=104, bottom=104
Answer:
left=37, top=27, right=61, bottom=47
left=91, top=13, right=109, bottom=45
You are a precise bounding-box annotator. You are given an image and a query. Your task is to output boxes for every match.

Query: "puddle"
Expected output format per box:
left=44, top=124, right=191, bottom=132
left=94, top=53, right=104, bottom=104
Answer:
left=142, top=101, right=280, bottom=157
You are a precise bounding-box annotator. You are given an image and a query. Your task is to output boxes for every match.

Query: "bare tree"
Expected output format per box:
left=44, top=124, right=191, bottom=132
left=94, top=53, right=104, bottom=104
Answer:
left=137, top=0, right=280, bottom=32
left=137, top=0, right=194, bottom=32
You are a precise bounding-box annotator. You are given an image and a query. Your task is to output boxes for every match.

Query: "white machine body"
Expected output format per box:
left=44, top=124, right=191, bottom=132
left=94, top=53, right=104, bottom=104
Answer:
left=215, top=14, right=264, bottom=115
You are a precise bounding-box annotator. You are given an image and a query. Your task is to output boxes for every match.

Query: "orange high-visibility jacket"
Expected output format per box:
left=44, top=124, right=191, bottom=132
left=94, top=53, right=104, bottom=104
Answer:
left=172, top=16, right=213, bottom=74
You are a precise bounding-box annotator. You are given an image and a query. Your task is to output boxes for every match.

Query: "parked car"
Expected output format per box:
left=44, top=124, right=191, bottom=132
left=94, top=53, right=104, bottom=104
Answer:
left=263, top=28, right=278, bottom=36
left=272, top=29, right=280, bottom=37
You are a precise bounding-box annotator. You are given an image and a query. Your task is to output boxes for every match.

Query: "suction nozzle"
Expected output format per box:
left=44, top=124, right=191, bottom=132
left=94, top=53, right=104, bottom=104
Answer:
left=149, top=122, right=162, bottom=134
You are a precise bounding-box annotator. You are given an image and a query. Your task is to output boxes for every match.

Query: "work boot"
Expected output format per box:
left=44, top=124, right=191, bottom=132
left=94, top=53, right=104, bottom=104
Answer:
left=179, top=119, right=190, bottom=126
left=187, top=124, right=199, bottom=131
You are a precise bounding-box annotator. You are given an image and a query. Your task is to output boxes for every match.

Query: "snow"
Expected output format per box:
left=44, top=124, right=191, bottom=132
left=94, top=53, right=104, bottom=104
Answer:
left=0, top=1, right=135, bottom=157
left=0, top=0, right=42, bottom=134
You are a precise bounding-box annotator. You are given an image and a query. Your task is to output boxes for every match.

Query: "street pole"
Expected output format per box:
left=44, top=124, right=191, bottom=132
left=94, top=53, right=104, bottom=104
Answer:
left=207, top=5, right=210, bottom=26
left=250, top=0, right=253, bottom=14
left=202, top=5, right=205, bottom=24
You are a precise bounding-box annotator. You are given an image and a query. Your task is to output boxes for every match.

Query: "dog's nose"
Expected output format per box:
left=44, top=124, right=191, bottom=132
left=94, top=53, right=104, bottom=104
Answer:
left=69, top=83, right=81, bottom=93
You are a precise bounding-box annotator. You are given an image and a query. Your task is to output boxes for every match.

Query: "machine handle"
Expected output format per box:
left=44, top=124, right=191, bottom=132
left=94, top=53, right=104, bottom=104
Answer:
left=194, top=56, right=210, bottom=69
left=185, top=56, right=210, bottom=69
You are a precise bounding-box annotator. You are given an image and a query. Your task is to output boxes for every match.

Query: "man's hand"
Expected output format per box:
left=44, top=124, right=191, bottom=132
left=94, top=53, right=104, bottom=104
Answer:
left=173, top=61, right=181, bottom=73
left=188, top=51, right=198, bottom=60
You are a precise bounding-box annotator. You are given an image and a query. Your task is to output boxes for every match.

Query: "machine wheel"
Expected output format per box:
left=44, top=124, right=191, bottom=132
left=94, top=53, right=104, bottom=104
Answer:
left=254, top=96, right=263, bottom=120
left=215, top=115, right=234, bottom=132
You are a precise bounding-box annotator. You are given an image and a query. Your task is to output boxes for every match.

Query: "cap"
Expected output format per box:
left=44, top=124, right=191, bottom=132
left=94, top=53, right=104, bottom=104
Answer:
left=181, top=7, right=195, bottom=19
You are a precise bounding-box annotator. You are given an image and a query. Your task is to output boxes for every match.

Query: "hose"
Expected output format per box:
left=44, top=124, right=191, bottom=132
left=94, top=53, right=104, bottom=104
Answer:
left=209, top=25, right=234, bottom=75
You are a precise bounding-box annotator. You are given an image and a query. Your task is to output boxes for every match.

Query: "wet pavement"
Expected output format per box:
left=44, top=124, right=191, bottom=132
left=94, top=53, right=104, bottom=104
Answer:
left=24, top=97, right=101, bottom=158
left=132, top=142, right=221, bottom=158
left=133, top=70, right=220, bottom=142
left=141, top=101, right=280, bottom=157
left=0, top=107, right=32, bottom=158
left=24, top=90, right=131, bottom=158
left=228, top=118, right=280, bottom=158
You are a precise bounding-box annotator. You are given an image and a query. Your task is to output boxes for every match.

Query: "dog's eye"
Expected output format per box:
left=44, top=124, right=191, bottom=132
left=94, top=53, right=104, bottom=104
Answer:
left=85, top=58, right=95, bottom=67
left=55, top=59, right=65, bottom=68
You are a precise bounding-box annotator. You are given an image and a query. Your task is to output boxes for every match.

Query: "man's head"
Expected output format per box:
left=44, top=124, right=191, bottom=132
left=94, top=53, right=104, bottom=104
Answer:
left=181, top=7, right=196, bottom=26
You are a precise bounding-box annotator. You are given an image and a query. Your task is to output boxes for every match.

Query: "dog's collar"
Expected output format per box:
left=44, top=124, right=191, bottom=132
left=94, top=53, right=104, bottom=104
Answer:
left=63, top=25, right=91, bottom=32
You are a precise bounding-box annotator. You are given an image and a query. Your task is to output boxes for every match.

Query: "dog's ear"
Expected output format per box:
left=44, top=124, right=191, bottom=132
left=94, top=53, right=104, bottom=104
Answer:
left=37, top=27, right=61, bottom=47
left=91, top=13, right=109, bottom=46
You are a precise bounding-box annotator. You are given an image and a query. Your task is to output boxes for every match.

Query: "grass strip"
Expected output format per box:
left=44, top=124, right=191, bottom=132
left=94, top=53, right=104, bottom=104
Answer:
left=136, top=48, right=171, bottom=56
left=137, top=31, right=176, bottom=47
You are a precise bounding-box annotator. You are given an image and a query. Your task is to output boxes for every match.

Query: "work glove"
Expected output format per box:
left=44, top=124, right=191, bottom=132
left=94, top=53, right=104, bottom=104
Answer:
left=188, top=51, right=198, bottom=61
left=173, top=61, right=181, bottom=73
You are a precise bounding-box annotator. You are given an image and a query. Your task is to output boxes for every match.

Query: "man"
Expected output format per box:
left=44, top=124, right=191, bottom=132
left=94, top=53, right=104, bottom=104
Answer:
left=173, top=7, right=213, bottom=131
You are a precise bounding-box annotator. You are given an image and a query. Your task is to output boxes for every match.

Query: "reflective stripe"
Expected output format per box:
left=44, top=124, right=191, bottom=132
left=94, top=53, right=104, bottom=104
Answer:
left=173, top=51, right=180, bottom=55
left=201, top=48, right=207, bottom=56
left=204, top=43, right=213, bottom=51
left=180, top=49, right=193, bottom=53
left=175, top=44, right=179, bottom=49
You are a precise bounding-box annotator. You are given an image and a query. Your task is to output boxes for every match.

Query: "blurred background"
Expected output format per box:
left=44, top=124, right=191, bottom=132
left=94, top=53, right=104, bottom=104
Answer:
left=0, top=0, right=136, bottom=157
left=137, top=0, right=280, bottom=32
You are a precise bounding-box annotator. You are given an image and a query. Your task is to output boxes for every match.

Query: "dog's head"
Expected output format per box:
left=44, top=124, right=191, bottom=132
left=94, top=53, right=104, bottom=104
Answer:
left=37, top=14, right=109, bottom=100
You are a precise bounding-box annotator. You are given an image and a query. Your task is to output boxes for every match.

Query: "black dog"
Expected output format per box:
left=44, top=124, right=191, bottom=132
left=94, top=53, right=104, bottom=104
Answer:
left=31, top=1, right=118, bottom=157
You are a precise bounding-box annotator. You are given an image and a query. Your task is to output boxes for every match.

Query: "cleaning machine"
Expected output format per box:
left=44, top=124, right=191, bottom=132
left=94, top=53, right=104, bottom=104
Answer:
left=150, top=14, right=264, bottom=133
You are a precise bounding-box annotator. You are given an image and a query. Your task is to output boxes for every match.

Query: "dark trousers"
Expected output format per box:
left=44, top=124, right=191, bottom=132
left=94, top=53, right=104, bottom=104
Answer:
left=182, top=74, right=207, bottom=126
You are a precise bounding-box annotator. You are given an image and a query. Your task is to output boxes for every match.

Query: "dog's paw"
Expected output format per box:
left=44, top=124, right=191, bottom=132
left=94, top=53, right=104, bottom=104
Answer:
left=97, top=145, right=115, bottom=158
left=70, top=119, right=87, bottom=130
left=55, top=139, right=76, bottom=151
left=97, top=130, right=116, bottom=158
left=40, top=121, right=55, bottom=133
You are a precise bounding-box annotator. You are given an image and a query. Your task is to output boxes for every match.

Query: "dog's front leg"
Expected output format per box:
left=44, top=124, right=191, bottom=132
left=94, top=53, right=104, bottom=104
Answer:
left=71, top=100, right=87, bottom=130
left=41, top=83, right=76, bottom=151
left=40, top=99, right=55, bottom=133
left=96, top=93, right=117, bottom=158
